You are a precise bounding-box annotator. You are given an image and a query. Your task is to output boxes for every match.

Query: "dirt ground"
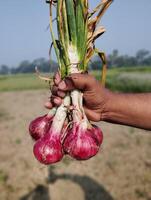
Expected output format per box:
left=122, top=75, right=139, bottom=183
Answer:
left=0, top=90, right=151, bottom=200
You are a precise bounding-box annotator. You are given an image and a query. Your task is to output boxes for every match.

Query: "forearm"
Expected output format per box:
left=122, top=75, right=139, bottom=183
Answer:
left=103, top=92, right=151, bottom=130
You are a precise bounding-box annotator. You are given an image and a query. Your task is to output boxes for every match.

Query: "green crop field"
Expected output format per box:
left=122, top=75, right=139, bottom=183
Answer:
left=0, top=73, right=50, bottom=92
left=0, top=66, right=151, bottom=92
left=93, top=66, right=151, bottom=93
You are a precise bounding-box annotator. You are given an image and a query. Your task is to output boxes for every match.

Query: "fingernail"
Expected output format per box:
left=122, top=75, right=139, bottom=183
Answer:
left=57, top=91, right=65, bottom=98
left=54, top=98, right=61, bottom=105
left=44, top=102, right=52, bottom=109
left=54, top=78, right=60, bottom=85
left=59, top=81, right=66, bottom=90
left=54, top=73, right=61, bottom=84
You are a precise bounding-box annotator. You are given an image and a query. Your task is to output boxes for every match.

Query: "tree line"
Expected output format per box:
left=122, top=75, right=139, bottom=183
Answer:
left=1, top=49, right=151, bottom=75
left=0, top=58, right=58, bottom=75
left=90, top=49, right=151, bottom=70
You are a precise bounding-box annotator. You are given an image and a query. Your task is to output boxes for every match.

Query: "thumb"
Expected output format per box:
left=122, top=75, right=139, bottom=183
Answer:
left=58, top=73, right=94, bottom=92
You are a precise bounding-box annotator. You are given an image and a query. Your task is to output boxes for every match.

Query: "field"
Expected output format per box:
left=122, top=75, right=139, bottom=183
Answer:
left=0, top=67, right=151, bottom=200
left=93, top=66, right=151, bottom=92
left=1, top=66, right=151, bottom=92
left=0, top=74, right=48, bottom=92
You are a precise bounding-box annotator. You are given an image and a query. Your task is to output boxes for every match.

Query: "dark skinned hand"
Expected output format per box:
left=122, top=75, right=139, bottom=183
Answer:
left=45, top=72, right=111, bottom=122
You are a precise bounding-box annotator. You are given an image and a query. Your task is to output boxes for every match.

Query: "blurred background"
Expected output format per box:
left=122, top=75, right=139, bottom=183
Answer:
left=0, top=0, right=151, bottom=200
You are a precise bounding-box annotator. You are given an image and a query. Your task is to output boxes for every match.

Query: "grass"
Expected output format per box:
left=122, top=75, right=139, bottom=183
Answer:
left=0, top=74, right=50, bottom=92
left=0, top=170, right=8, bottom=184
left=0, top=66, right=151, bottom=92
left=106, top=76, right=151, bottom=93
left=15, top=138, right=22, bottom=145
left=92, top=66, right=151, bottom=93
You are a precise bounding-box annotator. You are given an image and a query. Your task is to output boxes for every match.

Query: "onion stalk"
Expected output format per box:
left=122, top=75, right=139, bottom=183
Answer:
left=29, top=0, right=113, bottom=165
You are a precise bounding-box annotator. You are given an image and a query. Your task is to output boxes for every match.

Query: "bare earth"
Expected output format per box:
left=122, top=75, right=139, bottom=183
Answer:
left=0, top=90, right=151, bottom=200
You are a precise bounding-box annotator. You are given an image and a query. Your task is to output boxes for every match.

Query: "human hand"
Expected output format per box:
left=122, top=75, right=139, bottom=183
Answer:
left=45, top=72, right=111, bottom=122
left=45, top=72, right=151, bottom=130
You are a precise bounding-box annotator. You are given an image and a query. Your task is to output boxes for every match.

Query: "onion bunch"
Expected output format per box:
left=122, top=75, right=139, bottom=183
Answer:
left=29, top=0, right=113, bottom=165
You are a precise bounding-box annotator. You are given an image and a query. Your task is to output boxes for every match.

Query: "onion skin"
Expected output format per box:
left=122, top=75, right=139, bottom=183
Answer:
left=63, top=123, right=103, bottom=160
left=92, top=125, right=104, bottom=145
left=29, top=114, right=53, bottom=141
left=33, top=130, right=63, bottom=165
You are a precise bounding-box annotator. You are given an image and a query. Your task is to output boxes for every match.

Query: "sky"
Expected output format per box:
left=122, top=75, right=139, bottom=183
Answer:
left=0, top=0, right=151, bottom=67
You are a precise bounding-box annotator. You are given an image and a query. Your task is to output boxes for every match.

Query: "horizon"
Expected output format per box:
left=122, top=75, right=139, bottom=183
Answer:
left=0, top=0, right=151, bottom=67
left=1, top=48, right=151, bottom=69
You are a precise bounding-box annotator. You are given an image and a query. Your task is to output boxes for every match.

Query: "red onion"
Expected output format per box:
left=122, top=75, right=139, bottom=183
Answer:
left=33, top=129, right=63, bottom=165
left=29, top=87, right=104, bottom=164
left=29, top=114, right=53, bottom=140
left=29, top=108, right=56, bottom=140
left=63, top=121, right=103, bottom=160
left=33, top=96, right=70, bottom=164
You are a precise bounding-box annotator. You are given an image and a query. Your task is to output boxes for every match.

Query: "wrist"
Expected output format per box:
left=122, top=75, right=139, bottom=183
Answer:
left=101, top=89, right=117, bottom=121
left=101, top=91, right=129, bottom=125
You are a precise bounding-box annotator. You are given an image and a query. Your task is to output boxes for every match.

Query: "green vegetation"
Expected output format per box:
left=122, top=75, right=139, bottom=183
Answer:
left=0, top=67, right=151, bottom=92
left=0, top=74, right=49, bottom=92
left=15, top=138, right=22, bottom=145
left=93, top=66, right=151, bottom=93
left=0, top=170, right=8, bottom=184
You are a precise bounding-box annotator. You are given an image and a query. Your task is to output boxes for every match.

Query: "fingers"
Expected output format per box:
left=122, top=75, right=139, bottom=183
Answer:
left=53, top=96, right=62, bottom=105
left=57, top=91, right=66, bottom=98
left=54, top=71, right=61, bottom=85
left=84, top=106, right=101, bottom=122
left=51, top=85, right=58, bottom=96
left=44, top=101, right=53, bottom=109
left=58, top=73, right=96, bottom=92
left=44, top=96, right=63, bottom=109
left=51, top=85, right=66, bottom=98
left=52, top=71, right=66, bottom=98
left=53, top=73, right=95, bottom=93
left=58, top=78, right=75, bottom=91
left=45, top=101, right=53, bottom=109
left=45, top=72, right=63, bottom=109
left=47, top=73, right=97, bottom=110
